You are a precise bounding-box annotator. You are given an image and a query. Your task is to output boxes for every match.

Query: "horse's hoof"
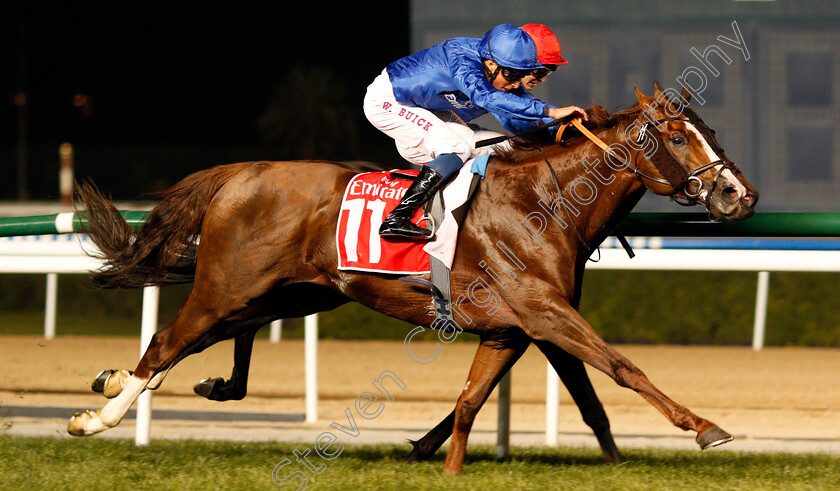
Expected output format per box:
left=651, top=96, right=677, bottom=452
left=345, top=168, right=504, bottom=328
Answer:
left=405, top=439, right=423, bottom=463
left=696, top=426, right=734, bottom=450
left=193, top=377, right=223, bottom=399
left=67, top=410, right=107, bottom=437
left=102, top=369, right=132, bottom=398
left=595, top=431, right=625, bottom=464
left=602, top=446, right=625, bottom=465
left=91, top=369, right=115, bottom=393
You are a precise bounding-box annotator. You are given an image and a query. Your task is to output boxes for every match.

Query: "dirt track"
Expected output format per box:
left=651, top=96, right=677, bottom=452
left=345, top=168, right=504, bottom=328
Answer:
left=1, top=335, right=839, bottom=452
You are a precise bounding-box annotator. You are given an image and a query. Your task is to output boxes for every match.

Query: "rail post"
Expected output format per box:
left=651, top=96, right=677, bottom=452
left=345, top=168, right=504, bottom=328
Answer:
left=44, top=273, right=58, bottom=339
left=545, top=361, right=560, bottom=445
left=496, top=371, right=511, bottom=459
left=135, top=285, right=159, bottom=446
left=305, top=314, right=318, bottom=423
left=270, top=319, right=283, bottom=343
left=753, top=271, right=770, bottom=351
left=59, top=143, right=74, bottom=206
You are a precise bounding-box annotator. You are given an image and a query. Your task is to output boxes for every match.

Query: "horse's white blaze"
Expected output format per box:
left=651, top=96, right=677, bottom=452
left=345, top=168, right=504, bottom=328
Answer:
left=684, top=123, right=747, bottom=199
left=719, top=167, right=746, bottom=195
left=684, top=123, right=719, bottom=164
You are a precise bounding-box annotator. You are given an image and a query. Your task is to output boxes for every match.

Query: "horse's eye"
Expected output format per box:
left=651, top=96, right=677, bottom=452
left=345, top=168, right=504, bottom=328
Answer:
left=671, top=136, right=685, bottom=146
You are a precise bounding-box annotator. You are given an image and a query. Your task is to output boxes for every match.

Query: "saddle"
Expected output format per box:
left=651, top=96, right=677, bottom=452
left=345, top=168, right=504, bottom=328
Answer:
left=336, top=158, right=489, bottom=330
left=336, top=158, right=486, bottom=274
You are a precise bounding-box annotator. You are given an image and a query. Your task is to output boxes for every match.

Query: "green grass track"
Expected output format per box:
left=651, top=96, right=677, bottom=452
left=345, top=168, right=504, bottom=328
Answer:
left=1, top=435, right=838, bottom=490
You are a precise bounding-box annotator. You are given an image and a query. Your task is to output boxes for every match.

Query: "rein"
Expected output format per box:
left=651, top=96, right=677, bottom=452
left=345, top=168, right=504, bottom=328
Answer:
left=555, top=117, right=678, bottom=189
left=537, top=147, right=591, bottom=252
left=477, top=109, right=736, bottom=258
left=556, top=117, right=736, bottom=208
left=536, top=146, right=635, bottom=260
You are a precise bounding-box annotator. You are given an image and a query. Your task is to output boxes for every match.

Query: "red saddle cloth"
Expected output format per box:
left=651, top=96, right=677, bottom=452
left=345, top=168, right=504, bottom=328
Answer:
left=336, top=170, right=431, bottom=274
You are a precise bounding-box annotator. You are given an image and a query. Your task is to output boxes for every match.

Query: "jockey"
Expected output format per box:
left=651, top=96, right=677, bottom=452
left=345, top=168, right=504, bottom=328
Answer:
left=520, top=23, right=568, bottom=91
left=364, top=23, right=586, bottom=241
left=501, top=23, right=574, bottom=137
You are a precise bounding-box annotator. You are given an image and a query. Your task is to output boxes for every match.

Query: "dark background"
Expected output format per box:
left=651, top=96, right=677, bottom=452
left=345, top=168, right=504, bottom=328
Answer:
left=1, top=2, right=411, bottom=199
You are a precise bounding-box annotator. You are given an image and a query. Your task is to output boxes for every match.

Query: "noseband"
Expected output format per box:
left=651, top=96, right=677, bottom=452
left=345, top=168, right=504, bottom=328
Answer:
left=555, top=117, right=728, bottom=205
left=632, top=116, right=739, bottom=207
left=542, top=112, right=740, bottom=253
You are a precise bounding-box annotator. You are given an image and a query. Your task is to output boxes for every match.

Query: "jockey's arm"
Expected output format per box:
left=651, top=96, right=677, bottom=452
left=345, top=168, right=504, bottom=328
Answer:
left=547, top=105, right=588, bottom=122
left=498, top=104, right=589, bottom=137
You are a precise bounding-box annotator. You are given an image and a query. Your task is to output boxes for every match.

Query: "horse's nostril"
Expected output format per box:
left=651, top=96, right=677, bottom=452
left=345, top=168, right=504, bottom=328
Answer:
left=723, top=187, right=738, bottom=199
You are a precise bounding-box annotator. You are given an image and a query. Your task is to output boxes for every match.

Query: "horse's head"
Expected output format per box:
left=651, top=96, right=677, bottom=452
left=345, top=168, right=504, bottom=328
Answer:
left=628, top=82, right=758, bottom=221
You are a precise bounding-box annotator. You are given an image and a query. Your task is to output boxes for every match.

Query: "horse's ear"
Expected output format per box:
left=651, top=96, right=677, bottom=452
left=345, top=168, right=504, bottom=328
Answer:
left=680, top=84, right=693, bottom=105
left=634, top=85, right=652, bottom=108
left=653, top=80, right=665, bottom=99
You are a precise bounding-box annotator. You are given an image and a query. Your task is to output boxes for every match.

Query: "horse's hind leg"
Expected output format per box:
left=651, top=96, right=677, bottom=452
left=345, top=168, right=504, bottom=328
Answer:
left=443, top=331, right=530, bottom=476
left=407, top=410, right=454, bottom=462
left=68, top=288, right=243, bottom=436
left=192, top=285, right=351, bottom=402
left=91, top=368, right=134, bottom=398
left=536, top=340, right=624, bottom=464
left=92, top=362, right=173, bottom=398
left=91, top=327, right=244, bottom=401
left=194, top=329, right=257, bottom=401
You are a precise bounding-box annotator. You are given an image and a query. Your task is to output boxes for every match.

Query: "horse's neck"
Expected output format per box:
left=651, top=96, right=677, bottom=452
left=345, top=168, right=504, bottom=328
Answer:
left=547, top=125, right=646, bottom=250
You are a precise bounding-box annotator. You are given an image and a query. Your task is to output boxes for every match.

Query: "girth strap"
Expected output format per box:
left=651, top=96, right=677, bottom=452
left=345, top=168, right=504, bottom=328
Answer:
left=400, top=189, right=458, bottom=335
left=428, top=191, right=452, bottom=303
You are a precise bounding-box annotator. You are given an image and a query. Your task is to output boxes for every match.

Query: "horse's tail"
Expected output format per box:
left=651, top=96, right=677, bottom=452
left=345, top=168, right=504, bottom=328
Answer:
left=76, top=162, right=249, bottom=288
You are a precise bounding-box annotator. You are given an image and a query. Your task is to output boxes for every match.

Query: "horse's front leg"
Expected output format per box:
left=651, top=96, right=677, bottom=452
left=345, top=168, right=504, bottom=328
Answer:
left=409, top=342, right=623, bottom=465
left=535, top=340, right=623, bottom=463
left=194, top=328, right=258, bottom=401
left=524, top=304, right=732, bottom=450
left=444, top=331, right=530, bottom=476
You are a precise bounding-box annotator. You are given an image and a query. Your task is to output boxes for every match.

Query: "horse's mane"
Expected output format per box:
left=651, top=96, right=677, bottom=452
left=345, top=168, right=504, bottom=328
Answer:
left=496, top=103, right=644, bottom=162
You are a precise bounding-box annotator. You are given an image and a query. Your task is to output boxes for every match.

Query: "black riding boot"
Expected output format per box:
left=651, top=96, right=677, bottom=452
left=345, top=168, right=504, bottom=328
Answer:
left=379, top=166, right=445, bottom=241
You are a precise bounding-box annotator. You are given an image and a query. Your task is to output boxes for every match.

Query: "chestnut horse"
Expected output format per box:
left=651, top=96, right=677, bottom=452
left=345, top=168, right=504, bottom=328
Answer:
left=68, top=84, right=757, bottom=475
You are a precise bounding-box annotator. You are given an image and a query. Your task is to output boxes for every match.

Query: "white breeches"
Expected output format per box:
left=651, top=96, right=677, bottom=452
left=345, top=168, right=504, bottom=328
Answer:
left=363, top=69, right=509, bottom=166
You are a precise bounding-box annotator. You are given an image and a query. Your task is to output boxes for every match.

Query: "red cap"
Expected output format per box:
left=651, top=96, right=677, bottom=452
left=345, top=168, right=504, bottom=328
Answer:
left=522, top=24, right=568, bottom=65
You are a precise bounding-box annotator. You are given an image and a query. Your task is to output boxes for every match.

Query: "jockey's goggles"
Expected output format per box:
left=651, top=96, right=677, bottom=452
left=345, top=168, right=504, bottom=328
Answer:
left=531, top=64, right=559, bottom=79
left=499, top=66, right=530, bottom=82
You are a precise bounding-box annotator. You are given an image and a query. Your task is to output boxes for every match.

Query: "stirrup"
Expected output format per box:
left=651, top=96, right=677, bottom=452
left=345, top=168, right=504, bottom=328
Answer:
left=417, top=214, right=438, bottom=237
left=379, top=215, right=436, bottom=241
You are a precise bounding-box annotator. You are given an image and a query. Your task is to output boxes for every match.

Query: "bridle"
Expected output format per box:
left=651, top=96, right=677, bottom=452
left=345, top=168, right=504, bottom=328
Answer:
left=541, top=112, right=739, bottom=255
left=631, top=116, right=740, bottom=207
left=476, top=105, right=744, bottom=254
left=556, top=115, right=739, bottom=209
